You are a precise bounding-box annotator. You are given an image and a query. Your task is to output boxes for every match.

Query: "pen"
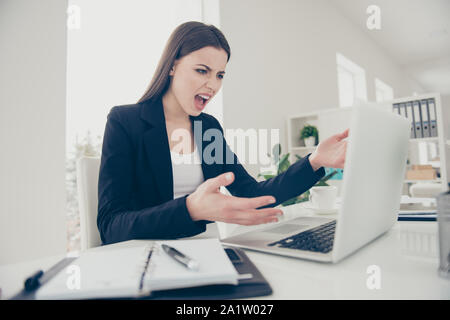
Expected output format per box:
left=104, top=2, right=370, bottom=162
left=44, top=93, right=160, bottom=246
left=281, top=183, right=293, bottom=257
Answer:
left=161, top=244, right=199, bottom=271
left=24, top=257, right=77, bottom=291
left=24, top=270, right=44, bottom=291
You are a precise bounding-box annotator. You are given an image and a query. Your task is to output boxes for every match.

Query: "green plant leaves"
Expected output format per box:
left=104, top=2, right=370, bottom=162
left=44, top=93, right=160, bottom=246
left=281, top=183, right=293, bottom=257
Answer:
left=277, top=153, right=290, bottom=174
left=257, top=172, right=276, bottom=179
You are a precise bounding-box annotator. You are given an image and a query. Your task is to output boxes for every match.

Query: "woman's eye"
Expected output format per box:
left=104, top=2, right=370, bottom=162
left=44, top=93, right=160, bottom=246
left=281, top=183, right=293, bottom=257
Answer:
left=196, top=69, right=207, bottom=74
left=217, top=74, right=224, bottom=80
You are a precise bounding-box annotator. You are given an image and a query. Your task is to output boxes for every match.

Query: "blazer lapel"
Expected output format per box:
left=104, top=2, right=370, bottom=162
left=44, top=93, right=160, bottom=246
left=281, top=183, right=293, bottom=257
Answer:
left=141, top=98, right=173, bottom=202
left=191, top=115, right=222, bottom=181
left=140, top=97, right=222, bottom=202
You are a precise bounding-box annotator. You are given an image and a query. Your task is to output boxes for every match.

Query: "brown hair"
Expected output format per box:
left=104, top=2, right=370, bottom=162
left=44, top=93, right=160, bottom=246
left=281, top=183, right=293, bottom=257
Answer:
left=137, top=21, right=231, bottom=103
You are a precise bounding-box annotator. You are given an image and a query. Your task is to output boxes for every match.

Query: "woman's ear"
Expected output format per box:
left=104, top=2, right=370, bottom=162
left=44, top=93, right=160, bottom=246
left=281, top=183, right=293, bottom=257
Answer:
left=169, top=60, right=179, bottom=76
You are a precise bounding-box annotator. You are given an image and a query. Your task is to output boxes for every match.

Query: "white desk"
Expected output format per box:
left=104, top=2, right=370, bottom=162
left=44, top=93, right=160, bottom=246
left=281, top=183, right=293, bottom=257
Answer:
left=1, top=220, right=449, bottom=300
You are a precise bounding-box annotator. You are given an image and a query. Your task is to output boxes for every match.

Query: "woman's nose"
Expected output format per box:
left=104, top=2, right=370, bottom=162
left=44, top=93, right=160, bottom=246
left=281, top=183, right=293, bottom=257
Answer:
left=205, top=76, right=221, bottom=92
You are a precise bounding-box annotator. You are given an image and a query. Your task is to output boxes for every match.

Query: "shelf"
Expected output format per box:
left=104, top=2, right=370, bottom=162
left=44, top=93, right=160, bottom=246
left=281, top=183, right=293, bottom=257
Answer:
left=404, top=179, right=441, bottom=183
left=286, top=93, right=449, bottom=192
left=409, top=137, right=439, bottom=143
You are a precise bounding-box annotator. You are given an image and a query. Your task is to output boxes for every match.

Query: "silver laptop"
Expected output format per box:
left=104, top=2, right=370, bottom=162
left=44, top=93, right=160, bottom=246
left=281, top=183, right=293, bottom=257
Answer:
left=221, top=104, right=411, bottom=263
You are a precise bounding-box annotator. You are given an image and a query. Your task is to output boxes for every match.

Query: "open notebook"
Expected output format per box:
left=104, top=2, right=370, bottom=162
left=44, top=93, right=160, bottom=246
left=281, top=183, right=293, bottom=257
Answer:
left=36, top=238, right=239, bottom=300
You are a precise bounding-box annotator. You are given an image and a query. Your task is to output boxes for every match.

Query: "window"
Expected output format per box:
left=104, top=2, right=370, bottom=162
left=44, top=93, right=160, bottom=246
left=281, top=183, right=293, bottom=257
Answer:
left=375, top=78, right=394, bottom=102
left=66, top=0, right=219, bottom=253
left=336, top=53, right=367, bottom=107
left=418, top=141, right=439, bottom=165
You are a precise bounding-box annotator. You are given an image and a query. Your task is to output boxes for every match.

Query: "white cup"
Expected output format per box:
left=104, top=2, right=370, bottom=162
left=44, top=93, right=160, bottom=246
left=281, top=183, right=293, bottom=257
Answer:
left=309, top=186, right=337, bottom=211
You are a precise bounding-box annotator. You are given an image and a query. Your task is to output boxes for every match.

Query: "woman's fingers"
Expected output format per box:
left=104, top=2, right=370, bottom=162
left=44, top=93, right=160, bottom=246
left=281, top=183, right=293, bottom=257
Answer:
left=226, top=207, right=283, bottom=225
left=231, top=215, right=279, bottom=226
left=227, top=195, right=276, bottom=210
left=204, top=172, right=235, bottom=192
left=337, top=128, right=350, bottom=141
left=338, top=140, right=348, bottom=168
left=244, top=207, right=283, bottom=217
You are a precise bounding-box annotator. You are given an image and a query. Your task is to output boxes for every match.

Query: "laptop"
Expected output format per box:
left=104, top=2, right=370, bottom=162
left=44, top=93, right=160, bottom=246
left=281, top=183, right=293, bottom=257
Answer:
left=221, top=104, right=411, bottom=263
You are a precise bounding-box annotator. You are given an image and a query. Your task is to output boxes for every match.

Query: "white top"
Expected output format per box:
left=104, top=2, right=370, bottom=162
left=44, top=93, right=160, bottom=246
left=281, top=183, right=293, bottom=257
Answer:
left=170, top=143, right=204, bottom=199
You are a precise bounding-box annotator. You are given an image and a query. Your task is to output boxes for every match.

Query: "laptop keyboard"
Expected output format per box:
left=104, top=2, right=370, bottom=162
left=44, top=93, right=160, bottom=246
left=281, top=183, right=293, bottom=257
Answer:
left=267, top=220, right=336, bottom=253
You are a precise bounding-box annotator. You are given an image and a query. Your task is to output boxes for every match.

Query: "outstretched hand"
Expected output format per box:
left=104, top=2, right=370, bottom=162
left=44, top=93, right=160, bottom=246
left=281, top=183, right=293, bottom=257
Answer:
left=186, top=172, right=283, bottom=225
left=309, top=128, right=349, bottom=170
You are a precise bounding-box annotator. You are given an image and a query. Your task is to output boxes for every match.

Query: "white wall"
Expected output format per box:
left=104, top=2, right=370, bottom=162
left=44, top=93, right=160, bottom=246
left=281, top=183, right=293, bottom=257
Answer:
left=0, top=0, right=67, bottom=264
left=66, top=0, right=221, bottom=153
left=219, top=0, right=424, bottom=176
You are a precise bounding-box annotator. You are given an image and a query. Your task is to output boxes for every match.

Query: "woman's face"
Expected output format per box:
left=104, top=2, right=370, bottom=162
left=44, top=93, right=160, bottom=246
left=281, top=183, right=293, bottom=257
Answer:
left=168, top=46, right=228, bottom=116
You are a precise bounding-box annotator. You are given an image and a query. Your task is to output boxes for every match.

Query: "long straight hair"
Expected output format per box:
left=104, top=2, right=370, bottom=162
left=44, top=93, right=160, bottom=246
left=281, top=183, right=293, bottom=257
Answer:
left=137, top=21, right=231, bottom=104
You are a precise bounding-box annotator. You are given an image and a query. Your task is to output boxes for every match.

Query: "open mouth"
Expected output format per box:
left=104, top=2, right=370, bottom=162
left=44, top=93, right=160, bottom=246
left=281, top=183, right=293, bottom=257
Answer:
left=194, top=94, right=210, bottom=110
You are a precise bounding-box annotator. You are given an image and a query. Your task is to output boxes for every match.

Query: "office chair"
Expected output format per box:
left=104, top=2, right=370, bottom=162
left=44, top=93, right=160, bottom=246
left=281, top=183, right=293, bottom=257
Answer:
left=76, top=157, right=102, bottom=251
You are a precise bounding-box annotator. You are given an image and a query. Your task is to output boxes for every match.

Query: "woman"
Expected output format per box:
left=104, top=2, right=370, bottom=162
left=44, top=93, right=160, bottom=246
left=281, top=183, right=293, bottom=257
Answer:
left=98, top=21, right=348, bottom=245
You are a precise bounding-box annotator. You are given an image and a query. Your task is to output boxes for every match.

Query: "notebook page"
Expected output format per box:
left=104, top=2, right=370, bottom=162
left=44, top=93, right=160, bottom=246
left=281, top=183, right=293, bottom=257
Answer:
left=36, top=246, right=149, bottom=299
left=144, top=238, right=238, bottom=292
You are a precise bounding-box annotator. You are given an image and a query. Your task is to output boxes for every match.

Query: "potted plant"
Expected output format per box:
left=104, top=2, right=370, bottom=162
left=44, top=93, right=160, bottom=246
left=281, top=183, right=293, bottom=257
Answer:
left=300, top=125, right=318, bottom=147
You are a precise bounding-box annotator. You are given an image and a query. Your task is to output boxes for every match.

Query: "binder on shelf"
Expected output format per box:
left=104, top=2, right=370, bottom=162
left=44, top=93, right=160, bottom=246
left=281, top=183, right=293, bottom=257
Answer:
left=428, top=98, right=438, bottom=137
left=406, top=101, right=416, bottom=138
left=420, top=100, right=430, bottom=138
left=412, top=100, right=423, bottom=138
left=401, top=103, right=408, bottom=118
left=398, top=103, right=407, bottom=118
left=392, top=103, right=400, bottom=115
left=402, top=103, right=414, bottom=138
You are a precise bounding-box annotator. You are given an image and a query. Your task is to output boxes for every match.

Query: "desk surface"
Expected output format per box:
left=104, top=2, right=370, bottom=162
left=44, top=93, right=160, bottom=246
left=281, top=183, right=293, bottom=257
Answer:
left=1, top=220, right=449, bottom=300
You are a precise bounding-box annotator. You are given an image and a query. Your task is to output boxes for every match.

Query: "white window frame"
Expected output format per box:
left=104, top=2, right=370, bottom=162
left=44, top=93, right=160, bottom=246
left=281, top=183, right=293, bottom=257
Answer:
left=375, top=77, right=394, bottom=102
left=336, top=53, right=367, bottom=107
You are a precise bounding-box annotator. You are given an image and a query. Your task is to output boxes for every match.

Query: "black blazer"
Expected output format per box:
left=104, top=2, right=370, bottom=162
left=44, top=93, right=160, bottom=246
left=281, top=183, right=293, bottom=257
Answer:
left=97, top=97, right=325, bottom=245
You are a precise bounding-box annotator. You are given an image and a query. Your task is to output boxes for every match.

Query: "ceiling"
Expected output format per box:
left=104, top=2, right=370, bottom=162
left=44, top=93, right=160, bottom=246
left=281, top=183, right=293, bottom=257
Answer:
left=330, top=0, right=450, bottom=94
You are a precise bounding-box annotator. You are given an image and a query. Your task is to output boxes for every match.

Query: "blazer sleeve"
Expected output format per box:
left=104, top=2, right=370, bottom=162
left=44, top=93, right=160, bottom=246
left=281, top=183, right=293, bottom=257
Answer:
left=97, top=108, right=206, bottom=245
left=215, top=119, right=326, bottom=207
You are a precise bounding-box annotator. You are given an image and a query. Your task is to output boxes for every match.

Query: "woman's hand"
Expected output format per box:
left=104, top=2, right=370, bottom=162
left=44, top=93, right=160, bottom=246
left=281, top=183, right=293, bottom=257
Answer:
left=309, top=128, right=349, bottom=170
left=186, top=172, right=283, bottom=225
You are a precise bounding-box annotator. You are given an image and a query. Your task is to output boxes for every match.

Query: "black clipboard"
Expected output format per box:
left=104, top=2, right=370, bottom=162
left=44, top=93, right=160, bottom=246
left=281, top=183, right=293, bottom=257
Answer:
left=11, top=247, right=272, bottom=300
